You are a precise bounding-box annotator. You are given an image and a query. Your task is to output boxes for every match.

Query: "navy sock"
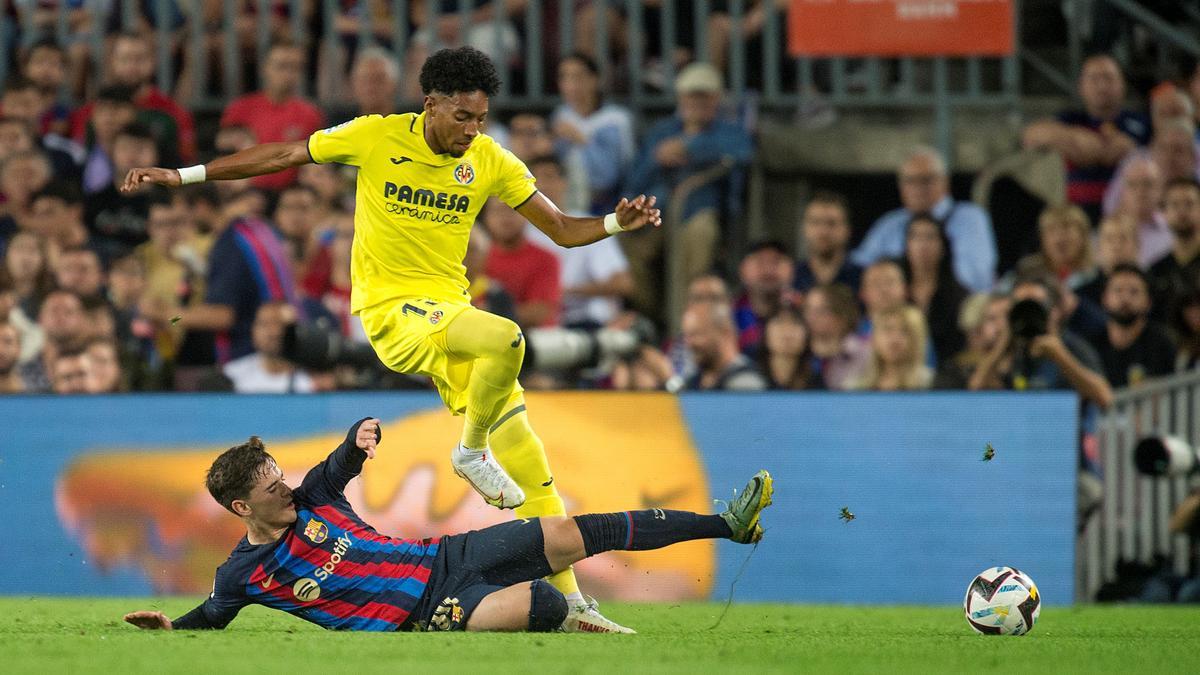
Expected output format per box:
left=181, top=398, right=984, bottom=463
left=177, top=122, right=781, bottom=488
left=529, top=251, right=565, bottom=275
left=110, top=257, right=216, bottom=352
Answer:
left=573, top=510, right=733, bottom=556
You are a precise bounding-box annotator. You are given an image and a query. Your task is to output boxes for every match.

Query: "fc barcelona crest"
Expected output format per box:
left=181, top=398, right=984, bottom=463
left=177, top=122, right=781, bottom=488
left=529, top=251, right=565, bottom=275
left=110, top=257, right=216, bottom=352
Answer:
left=303, top=518, right=328, bottom=544
left=453, top=162, right=475, bottom=185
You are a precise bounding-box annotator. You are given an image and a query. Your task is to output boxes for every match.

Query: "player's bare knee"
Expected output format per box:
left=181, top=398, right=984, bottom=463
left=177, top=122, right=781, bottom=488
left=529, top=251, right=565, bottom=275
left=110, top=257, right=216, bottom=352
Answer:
left=527, top=579, right=568, bottom=632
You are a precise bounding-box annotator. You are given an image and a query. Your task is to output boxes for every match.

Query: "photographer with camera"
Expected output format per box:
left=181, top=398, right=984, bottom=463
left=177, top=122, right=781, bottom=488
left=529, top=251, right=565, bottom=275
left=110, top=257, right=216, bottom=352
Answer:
left=969, top=272, right=1113, bottom=410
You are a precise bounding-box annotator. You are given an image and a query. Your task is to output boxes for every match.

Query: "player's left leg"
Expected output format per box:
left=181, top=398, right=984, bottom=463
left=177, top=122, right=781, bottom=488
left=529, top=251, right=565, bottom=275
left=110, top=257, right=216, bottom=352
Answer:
left=487, top=391, right=634, bottom=633
left=464, top=580, right=567, bottom=632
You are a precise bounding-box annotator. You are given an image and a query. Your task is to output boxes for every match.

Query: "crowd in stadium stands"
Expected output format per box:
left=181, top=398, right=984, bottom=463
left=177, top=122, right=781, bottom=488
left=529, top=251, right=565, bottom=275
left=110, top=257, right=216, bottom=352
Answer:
left=5, top=8, right=1200, bottom=404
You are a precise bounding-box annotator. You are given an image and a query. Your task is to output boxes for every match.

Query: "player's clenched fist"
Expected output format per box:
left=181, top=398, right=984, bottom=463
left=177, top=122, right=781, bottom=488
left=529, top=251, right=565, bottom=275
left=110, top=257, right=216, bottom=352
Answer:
left=124, top=610, right=173, bottom=630
left=357, top=418, right=382, bottom=459
left=120, top=167, right=181, bottom=194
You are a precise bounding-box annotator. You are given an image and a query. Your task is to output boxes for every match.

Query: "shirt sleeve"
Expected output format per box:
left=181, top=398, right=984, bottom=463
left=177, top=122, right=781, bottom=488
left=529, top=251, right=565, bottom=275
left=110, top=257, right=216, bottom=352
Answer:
left=491, top=146, right=538, bottom=208
left=850, top=211, right=904, bottom=267
left=295, top=417, right=378, bottom=504
left=947, top=206, right=998, bottom=293
left=172, top=567, right=248, bottom=630
left=587, top=237, right=630, bottom=280
left=307, top=115, right=386, bottom=167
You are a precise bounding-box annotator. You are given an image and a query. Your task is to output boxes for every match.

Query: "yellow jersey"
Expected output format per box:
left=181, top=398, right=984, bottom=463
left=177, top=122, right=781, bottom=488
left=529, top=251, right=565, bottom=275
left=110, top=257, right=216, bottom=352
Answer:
left=307, top=112, right=537, bottom=312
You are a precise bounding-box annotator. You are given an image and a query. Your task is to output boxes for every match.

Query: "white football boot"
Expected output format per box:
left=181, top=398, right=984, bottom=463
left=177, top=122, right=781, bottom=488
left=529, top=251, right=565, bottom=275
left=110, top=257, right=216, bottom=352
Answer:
left=561, top=596, right=636, bottom=634
left=451, top=444, right=526, bottom=509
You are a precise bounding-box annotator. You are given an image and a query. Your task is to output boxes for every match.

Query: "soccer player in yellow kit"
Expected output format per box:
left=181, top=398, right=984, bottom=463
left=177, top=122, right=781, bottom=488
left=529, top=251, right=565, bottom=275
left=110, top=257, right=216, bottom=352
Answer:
left=121, top=46, right=660, bottom=633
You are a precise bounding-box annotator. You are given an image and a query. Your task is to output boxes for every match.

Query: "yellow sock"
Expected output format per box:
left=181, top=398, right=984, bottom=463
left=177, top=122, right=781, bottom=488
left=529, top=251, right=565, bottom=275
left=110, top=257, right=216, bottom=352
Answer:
left=489, top=393, right=583, bottom=600
left=435, top=310, right=525, bottom=449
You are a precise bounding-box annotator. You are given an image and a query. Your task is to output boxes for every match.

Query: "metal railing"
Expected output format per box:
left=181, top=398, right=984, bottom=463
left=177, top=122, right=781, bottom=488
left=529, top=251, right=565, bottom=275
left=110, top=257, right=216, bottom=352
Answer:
left=1082, top=369, right=1200, bottom=601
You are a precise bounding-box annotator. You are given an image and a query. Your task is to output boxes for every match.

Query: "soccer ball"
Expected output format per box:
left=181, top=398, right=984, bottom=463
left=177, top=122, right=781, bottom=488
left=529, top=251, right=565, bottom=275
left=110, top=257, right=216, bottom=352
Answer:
left=963, top=566, right=1041, bottom=635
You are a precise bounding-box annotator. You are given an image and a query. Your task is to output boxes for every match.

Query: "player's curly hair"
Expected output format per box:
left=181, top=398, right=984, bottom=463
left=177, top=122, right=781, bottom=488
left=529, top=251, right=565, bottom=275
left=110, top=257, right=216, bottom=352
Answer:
left=206, top=436, right=274, bottom=513
left=419, top=46, right=501, bottom=97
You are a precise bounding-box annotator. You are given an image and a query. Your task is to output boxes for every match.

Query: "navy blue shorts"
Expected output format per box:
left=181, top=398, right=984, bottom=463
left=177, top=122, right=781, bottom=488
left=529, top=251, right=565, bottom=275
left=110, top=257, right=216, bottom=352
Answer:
left=409, top=518, right=553, bottom=631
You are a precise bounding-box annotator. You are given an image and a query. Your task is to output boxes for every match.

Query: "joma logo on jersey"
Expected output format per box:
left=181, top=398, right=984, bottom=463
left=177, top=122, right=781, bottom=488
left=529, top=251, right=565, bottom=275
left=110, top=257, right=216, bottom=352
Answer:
left=383, top=182, right=471, bottom=212
left=312, top=531, right=355, bottom=581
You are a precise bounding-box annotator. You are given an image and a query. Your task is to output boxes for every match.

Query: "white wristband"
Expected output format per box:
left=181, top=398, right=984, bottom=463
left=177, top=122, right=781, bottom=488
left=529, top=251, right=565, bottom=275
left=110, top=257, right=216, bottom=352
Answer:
left=603, top=212, right=624, bottom=236
left=177, top=165, right=206, bottom=185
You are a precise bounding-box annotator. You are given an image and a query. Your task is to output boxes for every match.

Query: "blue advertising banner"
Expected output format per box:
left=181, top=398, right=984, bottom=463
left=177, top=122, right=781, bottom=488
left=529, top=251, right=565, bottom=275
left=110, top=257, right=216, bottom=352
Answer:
left=0, top=391, right=1077, bottom=605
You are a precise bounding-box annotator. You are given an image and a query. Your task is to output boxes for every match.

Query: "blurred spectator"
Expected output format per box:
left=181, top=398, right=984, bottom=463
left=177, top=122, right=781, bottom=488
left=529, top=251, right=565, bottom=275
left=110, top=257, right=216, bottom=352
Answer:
left=758, top=305, right=820, bottom=390
left=134, top=190, right=206, bottom=319
left=858, top=259, right=908, bottom=336
left=1091, top=264, right=1174, bottom=388
left=1104, top=117, right=1200, bottom=217
left=551, top=52, right=636, bottom=215
left=49, top=345, right=90, bottom=394
left=1150, top=83, right=1194, bottom=132
left=464, top=228, right=518, bottom=323
left=152, top=191, right=300, bottom=379
left=106, top=253, right=146, bottom=331
left=81, top=295, right=116, bottom=342
left=522, top=155, right=633, bottom=329
left=935, top=293, right=1010, bottom=389
left=0, top=271, right=42, bottom=365
left=69, top=31, right=195, bottom=164
left=1078, top=215, right=1141, bottom=307
left=804, top=283, right=868, bottom=391
left=220, top=39, right=326, bottom=192
left=1012, top=204, right=1098, bottom=292
left=17, top=37, right=71, bottom=138
left=28, top=181, right=89, bottom=254
left=852, top=305, right=932, bottom=391
left=794, top=190, right=861, bottom=294
left=969, top=273, right=1113, bottom=409
left=85, top=337, right=122, bottom=393
left=680, top=301, right=768, bottom=391
left=0, top=318, right=23, bottom=393
left=0, top=116, right=35, bottom=164
left=1148, top=178, right=1200, bottom=322
left=901, top=213, right=967, bottom=362
left=610, top=345, right=675, bottom=392
left=0, top=77, right=80, bottom=178
left=273, top=183, right=322, bottom=270
left=503, top=112, right=555, bottom=161
left=483, top=198, right=561, bottom=328
left=1107, top=156, right=1172, bottom=267
left=298, top=162, right=351, bottom=214
left=733, top=240, right=796, bottom=355
left=401, top=0, right=521, bottom=102
left=301, top=210, right=363, bottom=339
left=223, top=302, right=315, bottom=394
left=350, top=46, right=400, bottom=117
left=4, top=230, right=56, bottom=317
left=1172, top=284, right=1200, bottom=372
left=851, top=146, right=996, bottom=292
left=22, top=288, right=87, bottom=392
left=0, top=149, right=53, bottom=235
left=85, top=122, right=158, bottom=260
left=53, top=246, right=103, bottom=301
left=624, top=62, right=754, bottom=318
left=1022, top=54, right=1148, bottom=223
left=80, top=85, right=137, bottom=195
left=686, top=273, right=731, bottom=306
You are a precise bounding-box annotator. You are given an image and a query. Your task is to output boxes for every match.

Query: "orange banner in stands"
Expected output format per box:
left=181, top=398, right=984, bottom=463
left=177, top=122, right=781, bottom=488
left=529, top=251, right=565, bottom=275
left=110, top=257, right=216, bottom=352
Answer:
left=788, top=0, right=1014, bottom=57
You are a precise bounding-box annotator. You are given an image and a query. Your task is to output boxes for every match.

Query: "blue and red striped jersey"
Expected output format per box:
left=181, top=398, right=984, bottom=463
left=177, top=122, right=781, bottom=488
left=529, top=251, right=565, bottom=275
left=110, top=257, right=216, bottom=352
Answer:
left=175, top=419, right=439, bottom=631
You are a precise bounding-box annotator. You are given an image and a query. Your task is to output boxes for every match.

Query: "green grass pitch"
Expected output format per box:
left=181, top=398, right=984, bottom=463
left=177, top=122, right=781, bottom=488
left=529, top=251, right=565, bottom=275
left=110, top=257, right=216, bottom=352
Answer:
left=4, top=598, right=1200, bottom=674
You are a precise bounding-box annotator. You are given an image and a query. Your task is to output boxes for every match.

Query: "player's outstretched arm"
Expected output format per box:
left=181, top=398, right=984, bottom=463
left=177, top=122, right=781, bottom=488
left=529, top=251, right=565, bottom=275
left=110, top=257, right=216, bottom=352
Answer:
left=517, top=192, right=662, bottom=248
left=120, top=140, right=313, bottom=193
left=124, top=610, right=173, bottom=630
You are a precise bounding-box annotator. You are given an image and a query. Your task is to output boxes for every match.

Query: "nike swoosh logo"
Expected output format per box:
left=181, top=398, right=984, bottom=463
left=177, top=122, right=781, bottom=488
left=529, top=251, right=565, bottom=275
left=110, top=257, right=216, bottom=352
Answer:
left=261, top=573, right=275, bottom=590
left=511, top=332, right=524, bottom=349
left=541, top=476, right=554, bottom=487
left=391, top=156, right=413, bottom=165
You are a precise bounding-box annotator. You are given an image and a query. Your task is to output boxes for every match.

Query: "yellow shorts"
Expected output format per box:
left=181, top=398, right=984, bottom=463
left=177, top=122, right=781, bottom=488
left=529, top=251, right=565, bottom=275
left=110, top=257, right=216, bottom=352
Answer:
left=358, top=297, right=522, bottom=415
